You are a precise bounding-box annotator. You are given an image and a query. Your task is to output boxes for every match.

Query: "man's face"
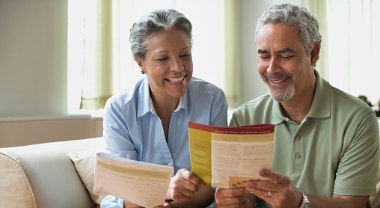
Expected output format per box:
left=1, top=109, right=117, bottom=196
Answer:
left=256, top=23, right=315, bottom=102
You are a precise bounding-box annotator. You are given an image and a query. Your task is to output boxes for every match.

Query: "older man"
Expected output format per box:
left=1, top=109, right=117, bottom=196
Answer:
left=215, top=3, right=379, bottom=208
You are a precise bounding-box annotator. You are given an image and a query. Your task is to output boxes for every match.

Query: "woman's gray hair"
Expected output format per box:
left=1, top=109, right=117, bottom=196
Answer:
left=129, top=9, right=192, bottom=61
left=255, top=4, right=321, bottom=55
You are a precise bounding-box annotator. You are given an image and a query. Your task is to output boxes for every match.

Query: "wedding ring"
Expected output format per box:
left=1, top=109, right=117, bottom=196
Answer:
left=267, top=191, right=272, bottom=198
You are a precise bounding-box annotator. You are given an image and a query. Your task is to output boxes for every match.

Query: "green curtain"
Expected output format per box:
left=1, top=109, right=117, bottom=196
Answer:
left=80, top=0, right=112, bottom=110
left=224, top=0, right=240, bottom=107
left=300, top=0, right=329, bottom=79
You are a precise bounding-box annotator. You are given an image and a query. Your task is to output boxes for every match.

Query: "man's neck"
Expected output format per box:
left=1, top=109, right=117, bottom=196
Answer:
left=281, top=83, right=316, bottom=124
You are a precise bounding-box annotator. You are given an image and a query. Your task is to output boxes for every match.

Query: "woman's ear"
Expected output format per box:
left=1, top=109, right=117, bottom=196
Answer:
left=310, top=43, right=320, bottom=66
left=136, top=57, right=145, bottom=74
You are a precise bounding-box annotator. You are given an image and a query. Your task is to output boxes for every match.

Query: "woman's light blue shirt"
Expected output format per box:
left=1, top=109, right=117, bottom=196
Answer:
left=101, top=77, right=228, bottom=207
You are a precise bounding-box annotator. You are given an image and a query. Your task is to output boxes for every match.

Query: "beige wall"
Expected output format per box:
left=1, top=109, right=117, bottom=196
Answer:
left=0, top=0, right=68, bottom=117
left=0, top=116, right=102, bottom=147
left=0, top=0, right=301, bottom=146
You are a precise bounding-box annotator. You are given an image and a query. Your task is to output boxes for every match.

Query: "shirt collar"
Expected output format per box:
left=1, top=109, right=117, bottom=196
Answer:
left=272, top=100, right=285, bottom=124
left=271, top=70, right=331, bottom=123
left=307, top=70, right=331, bottom=118
left=137, top=77, right=186, bottom=117
left=149, top=97, right=184, bottom=116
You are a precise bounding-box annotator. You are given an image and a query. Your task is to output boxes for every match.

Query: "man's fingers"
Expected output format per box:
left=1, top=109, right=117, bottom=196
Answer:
left=216, top=187, right=246, bottom=197
left=258, top=168, right=291, bottom=184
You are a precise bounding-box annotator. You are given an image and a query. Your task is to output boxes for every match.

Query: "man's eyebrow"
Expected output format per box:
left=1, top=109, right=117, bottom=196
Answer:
left=257, top=48, right=295, bottom=54
left=257, top=49, right=268, bottom=54
left=277, top=48, right=294, bottom=53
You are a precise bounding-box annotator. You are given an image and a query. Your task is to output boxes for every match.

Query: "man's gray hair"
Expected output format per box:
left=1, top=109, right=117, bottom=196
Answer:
left=255, top=4, right=322, bottom=55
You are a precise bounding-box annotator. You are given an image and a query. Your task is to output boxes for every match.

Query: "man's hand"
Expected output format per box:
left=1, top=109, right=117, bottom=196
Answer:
left=244, top=168, right=301, bottom=208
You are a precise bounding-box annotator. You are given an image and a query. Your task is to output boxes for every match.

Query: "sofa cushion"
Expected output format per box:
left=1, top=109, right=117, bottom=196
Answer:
left=69, top=146, right=105, bottom=206
left=0, top=153, right=36, bottom=208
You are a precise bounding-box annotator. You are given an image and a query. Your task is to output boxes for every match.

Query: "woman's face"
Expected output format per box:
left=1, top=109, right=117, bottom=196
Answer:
left=137, top=28, right=193, bottom=101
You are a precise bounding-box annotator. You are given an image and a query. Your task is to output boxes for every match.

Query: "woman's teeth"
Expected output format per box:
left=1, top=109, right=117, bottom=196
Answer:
left=168, top=76, right=184, bottom=82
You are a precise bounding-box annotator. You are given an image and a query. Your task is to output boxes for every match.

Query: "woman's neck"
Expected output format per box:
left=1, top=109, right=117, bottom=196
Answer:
left=151, top=93, right=180, bottom=141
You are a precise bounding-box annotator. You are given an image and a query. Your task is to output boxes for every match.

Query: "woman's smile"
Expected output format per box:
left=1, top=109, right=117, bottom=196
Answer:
left=165, top=75, right=186, bottom=83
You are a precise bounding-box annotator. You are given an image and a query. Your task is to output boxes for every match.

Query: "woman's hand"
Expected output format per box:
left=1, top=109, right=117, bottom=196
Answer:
left=215, top=187, right=255, bottom=208
left=166, top=168, right=205, bottom=202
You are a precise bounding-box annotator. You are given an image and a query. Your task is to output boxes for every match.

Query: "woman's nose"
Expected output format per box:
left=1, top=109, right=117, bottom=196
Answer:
left=170, top=58, right=184, bottom=71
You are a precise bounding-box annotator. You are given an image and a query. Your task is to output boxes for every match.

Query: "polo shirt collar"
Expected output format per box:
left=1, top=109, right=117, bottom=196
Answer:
left=307, top=70, right=331, bottom=119
left=271, top=70, right=330, bottom=123
left=272, top=101, right=285, bottom=124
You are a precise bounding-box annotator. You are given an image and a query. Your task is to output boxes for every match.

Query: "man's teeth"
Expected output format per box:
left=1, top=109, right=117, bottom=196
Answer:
left=168, top=77, right=184, bottom=82
left=270, top=78, right=286, bottom=84
left=272, top=80, right=282, bottom=83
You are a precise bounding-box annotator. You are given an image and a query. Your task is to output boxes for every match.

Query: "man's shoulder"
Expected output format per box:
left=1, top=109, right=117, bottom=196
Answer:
left=316, top=77, right=374, bottom=118
left=237, top=94, right=273, bottom=110
left=230, top=94, right=276, bottom=125
left=330, top=85, right=374, bottom=114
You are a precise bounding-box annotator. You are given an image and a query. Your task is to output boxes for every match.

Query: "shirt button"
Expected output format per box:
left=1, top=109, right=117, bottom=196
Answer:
left=295, top=153, right=302, bottom=159
left=295, top=135, right=301, bottom=141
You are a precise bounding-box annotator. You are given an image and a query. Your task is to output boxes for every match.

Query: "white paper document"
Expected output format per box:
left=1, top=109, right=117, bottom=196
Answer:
left=188, top=121, right=274, bottom=188
left=94, top=152, right=174, bottom=208
left=211, top=133, right=273, bottom=188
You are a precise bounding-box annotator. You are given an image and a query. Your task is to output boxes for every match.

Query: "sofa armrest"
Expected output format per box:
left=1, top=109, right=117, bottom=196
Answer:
left=0, top=137, right=104, bottom=208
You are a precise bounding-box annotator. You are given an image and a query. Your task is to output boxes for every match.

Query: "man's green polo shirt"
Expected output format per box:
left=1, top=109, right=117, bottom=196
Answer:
left=230, top=71, right=379, bottom=198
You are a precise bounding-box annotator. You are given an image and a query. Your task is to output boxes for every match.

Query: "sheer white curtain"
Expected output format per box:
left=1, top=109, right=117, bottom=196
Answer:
left=327, top=0, right=379, bottom=106
left=67, top=0, right=112, bottom=112
left=305, top=0, right=380, bottom=107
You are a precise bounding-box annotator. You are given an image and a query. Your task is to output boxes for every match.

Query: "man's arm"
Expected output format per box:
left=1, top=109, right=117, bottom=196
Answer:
left=307, top=195, right=368, bottom=208
left=245, top=169, right=370, bottom=208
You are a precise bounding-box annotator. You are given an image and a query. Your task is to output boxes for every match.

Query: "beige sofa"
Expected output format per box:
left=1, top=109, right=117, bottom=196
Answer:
left=0, top=121, right=379, bottom=208
left=0, top=137, right=105, bottom=208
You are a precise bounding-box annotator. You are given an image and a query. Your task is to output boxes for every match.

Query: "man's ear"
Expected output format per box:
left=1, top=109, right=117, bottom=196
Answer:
left=310, top=43, right=320, bottom=66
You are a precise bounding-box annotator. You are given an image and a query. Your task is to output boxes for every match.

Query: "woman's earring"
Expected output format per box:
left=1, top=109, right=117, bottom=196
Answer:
left=140, top=70, right=144, bottom=74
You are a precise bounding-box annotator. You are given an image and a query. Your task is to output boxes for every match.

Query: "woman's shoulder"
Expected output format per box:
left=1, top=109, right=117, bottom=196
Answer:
left=189, top=77, right=224, bottom=94
left=106, top=78, right=147, bottom=107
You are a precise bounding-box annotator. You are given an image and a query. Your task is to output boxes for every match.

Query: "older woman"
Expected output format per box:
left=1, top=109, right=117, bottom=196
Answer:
left=101, top=9, right=228, bottom=208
